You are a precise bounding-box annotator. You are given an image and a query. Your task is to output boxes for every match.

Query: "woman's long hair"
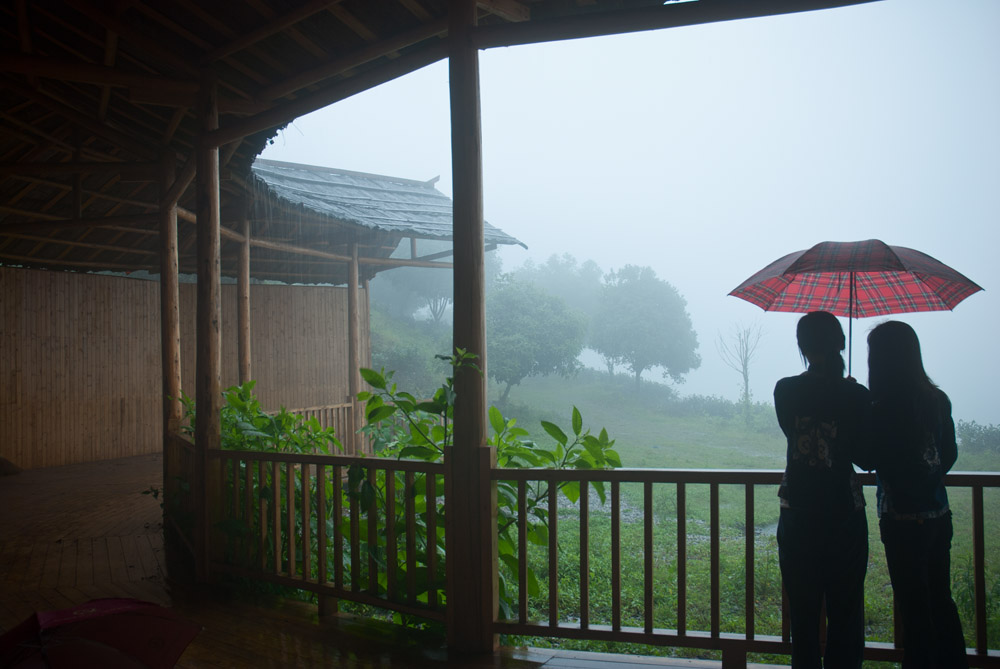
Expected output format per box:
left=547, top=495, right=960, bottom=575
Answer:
left=867, top=320, right=936, bottom=402
left=796, top=311, right=846, bottom=378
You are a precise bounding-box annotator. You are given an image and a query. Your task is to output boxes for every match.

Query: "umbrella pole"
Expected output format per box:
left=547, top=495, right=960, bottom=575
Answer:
left=848, top=271, right=855, bottom=378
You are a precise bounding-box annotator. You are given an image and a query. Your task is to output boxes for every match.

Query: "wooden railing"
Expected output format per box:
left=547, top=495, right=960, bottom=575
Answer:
left=195, top=448, right=1000, bottom=667
left=286, top=402, right=366, bottom=455
left=490, top=468, right=1000, bottom=667
left=163, top=432, right=198, bottom=557
left=206, top=449, right=445, bottom=622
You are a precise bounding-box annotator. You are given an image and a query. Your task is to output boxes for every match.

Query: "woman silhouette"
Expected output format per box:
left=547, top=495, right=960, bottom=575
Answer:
left=774, top=311, right=873, bottom=668
left=868, top=320, right=967, bottom=668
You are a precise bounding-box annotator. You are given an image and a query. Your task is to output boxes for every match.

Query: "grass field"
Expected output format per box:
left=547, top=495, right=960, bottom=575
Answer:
left=489, top=369, right=1000, bottom=664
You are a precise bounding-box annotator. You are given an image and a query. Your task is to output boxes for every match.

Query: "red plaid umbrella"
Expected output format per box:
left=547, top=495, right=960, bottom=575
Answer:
left=729, top=239, right=983, bottom=373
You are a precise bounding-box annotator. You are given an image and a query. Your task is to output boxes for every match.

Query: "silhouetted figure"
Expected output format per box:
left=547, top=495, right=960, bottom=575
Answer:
left=868, top=321, right=968, bottom=668
left=774, top=311, right=873, bottom=668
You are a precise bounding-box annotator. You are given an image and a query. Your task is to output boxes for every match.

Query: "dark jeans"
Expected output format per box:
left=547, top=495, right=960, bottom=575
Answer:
left=880, top=512, right=968, bottom=668
left=777, top=507, right=868, bottom=668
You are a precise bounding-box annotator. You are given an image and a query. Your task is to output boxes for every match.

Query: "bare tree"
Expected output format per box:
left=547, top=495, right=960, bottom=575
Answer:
left=716, top=322, right=764, bottom=424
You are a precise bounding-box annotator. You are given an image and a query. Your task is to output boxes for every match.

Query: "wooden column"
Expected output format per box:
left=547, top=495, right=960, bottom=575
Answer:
left=347, top=242, right=362, bottom=454
left=194, top=69, right=222, bottom=582
left=158, top=152, right=182, bottom=513
left=445, top=0, right=498, bottom=653
left=238, top=214, right=251, bottom=385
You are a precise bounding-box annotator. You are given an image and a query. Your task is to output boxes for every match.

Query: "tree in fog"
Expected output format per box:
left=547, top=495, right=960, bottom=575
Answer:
left=487, top=276, right=586, bottom=403
left=716, top=322, right=763, bottom=424
left=591, top=265, right=700, bottom=389
left=510, top=253, right=603, bottom=336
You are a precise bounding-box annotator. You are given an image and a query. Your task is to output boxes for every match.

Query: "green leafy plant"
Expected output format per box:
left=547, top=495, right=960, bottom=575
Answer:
left=358, top=349, right=622, bottom=618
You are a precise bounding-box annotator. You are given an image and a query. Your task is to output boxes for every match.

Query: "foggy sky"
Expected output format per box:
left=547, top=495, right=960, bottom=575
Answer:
left=261, top=0, right=1000, bottom=424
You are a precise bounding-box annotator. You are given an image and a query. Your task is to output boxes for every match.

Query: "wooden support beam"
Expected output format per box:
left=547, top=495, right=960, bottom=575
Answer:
left=203, top=41, right=448, bottom=148
left=159, top=152, right=183, bottom=515
left=162, top=156, right=196, bottom=208
left=446, top=0, right=497, bottom=655
left=347, top=242, right=363, bottom=455
left=473, top=0, right=880, bottom=49
left=238, top=215, right=252, bottom=385
left=194, top=69, right=222, bottom=583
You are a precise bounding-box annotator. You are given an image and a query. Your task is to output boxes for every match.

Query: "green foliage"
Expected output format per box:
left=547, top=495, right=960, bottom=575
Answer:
left=957, top=420, right=1000, bottom=454
left=180, top=380, right=341, bottom=454
left=486, top=276, right=588, bottom=403
left=508, top=254, right=604, bottom=342
left=359, top=350, right=621, bottom=619
left=369, top=306, right=452, bottom=399
left=590, top=265, right=701, bottom=389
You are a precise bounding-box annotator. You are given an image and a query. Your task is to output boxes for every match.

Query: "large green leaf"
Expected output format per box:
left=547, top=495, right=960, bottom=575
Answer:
left=367, top=405, right=397, bottom=423
left=359, top=367, right=386, bottom=389
left=571, top=406, right=582, bottom=436
left=540, top=421, right=567, bottom=446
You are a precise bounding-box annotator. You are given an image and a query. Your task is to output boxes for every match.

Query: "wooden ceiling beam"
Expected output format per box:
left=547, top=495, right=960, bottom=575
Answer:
left=0, top=232, right=159, bottom=257
left=98, top=30, right=118, bottom=120
left=205, top=40, right=448, bottom=147
left=0, top=53, right=199, bottom=96
left=477, top=0, right=530, bottom=22
left=63, top=0, right=201, bottom=79
left=473, top=0, right=880, bottom=49
left=0, top=161, right=158, bottom=180
left=205, top=0, right=347, bottom=63
left=2, top=78, right=155, bottom=160
left=257, top=18, right=448, bottom=103
left=0, top=213, right=158, bottom=234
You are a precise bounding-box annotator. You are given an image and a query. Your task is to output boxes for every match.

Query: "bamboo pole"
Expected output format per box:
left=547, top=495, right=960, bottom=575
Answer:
left=195, top=69, right=222, bottom=582
left=347, top=242, right=362, bottom=454
left=238, top=214, right=251, bottom=385
left=445, top=0, right=497, bottom=653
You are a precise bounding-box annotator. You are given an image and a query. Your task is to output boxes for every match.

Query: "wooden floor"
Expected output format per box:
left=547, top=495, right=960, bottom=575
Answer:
left=0, top=454, right=775, bottom=668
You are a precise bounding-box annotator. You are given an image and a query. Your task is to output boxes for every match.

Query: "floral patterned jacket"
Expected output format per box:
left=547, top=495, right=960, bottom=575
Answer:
left=774, top=368, right=874, bottom=515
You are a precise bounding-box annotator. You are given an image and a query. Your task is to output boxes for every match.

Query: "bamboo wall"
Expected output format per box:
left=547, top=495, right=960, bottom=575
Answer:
left=1, top=267, right=369, bottom=470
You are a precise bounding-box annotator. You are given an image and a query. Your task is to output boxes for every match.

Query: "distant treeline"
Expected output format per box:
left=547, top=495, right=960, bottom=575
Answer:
left=957, top=420, right=1000, bottom=454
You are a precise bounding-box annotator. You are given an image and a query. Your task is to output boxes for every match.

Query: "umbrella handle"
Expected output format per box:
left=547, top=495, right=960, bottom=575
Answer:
left=848, top=271, right=855, bottom=378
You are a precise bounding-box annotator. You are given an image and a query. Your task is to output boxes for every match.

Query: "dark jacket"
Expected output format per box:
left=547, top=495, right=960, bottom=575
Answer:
left=873, top=387, right=956, bottom=520
left=774, top=369, right=874, bottom=515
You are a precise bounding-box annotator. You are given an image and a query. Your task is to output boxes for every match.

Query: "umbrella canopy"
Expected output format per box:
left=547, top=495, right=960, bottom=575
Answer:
left=729, top=239, right=983, bottom=318
left=0, top=598, right=201, bottom=668
left=729, top=239, right=983, bottom=373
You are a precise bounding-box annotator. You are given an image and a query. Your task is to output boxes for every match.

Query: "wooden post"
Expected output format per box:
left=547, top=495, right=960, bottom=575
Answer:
left=158, top=152, right=182, bottom=512
left=238, top=214, right=251, bottom=385
left=347, top=241, right=362, bottom=454
left=446, top=0, right=498, bottom=653
left=194, top=69, right=222, bottom=582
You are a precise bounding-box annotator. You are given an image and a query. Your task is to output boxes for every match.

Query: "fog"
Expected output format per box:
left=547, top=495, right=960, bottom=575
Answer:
left=261, top=0, right=1000, bottom=424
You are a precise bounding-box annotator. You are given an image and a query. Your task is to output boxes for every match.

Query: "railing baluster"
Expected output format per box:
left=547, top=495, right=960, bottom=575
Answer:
left=580, top=480, right=589, bottom=630
left=258, top=460, right=266, bottom=571
left=349, top=467, right=360, bottom=591
left=286, top=462, right=296, bottom=578
left=518, top=479, right=528, bottom=625
left=272, top=461, right=280, bottom=575
left=302, top=462, right=311, bottom=581
left=678, top=481, right=686, bottom=636
left=427, top=471, right=438, bottom=609
left=333, top=465, right=343, bottom=590
left=710, top=482, right=720, bottom=637
left=386, top=469, right=397, bottom=601
left=318, top=464, right=327, bottom=585
left=244, top=459, right=253, bottom=562
left=644, top=480, right=653, bottom=634
left=745, top=483, right=755, bottom=640
left=549, top=476, right=558, bottom=628
left=406, top=471, right=416, bottom=604
left=973, top=484, right=987, bottom=654
left=611, top=480, right=621, bottom=632
left=368, top=466, right=378, bottom=593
